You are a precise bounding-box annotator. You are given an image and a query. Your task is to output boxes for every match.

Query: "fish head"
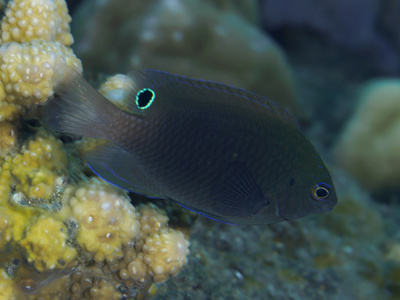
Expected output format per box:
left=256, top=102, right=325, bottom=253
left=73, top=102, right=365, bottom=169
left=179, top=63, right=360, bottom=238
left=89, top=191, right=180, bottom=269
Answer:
left=232, top=142, right=338, bottom=225
left=270, top=147, right=338, bottom=223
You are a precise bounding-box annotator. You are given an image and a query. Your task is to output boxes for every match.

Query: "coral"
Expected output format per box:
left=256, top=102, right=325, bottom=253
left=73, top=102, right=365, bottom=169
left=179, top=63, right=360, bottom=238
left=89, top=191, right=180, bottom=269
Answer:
left=0, top=0, right=82, bottom=124
left=0, top=0, right=73, bottom=45
left=0, top=40, right=82, bottom=121
left=19, top=214, right=77, bottom=272
left=59, top=179, right=190, bottom=284
left=142, top=228, right=190, bottom=283
left=0, top=270, right=16, bottom=300
left=335, top=79, right=400, bottom=191
left=73, top=0, right=298, bottom=112
left=127, top=256, right=150, bottom=287
left=0, top=177, right=191, bottom=299
left=0, top=212, right=9, bottom=239
left=0, top=129, right=68, bottom=203
left=137, top=203, right=169, bottom=237
left=0, top=121, right=17, bottom=155
left=387, top=244, right=400, bottom=263
left=0, top=129, right=68, bottom=249
left=0, top=0, right=191, bottom=298
left=87, top=278, right=122, bottom=300
left=0, top=176, right=190, bottom=299
left=99, top=73, right=136, bottom=111
left=59, top=178, right=141, bottom=264
left=0, top=156, right=13, bottom=205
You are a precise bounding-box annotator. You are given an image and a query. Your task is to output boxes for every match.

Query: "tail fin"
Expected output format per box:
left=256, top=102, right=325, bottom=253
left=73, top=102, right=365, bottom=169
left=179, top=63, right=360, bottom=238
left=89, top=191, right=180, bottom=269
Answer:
left=40, top=65, right=118, bottom=140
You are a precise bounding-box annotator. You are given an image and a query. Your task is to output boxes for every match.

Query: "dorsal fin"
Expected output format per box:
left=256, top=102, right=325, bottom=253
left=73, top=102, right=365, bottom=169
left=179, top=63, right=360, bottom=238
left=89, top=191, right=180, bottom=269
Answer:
left=122, top=69, right=299, bottom=128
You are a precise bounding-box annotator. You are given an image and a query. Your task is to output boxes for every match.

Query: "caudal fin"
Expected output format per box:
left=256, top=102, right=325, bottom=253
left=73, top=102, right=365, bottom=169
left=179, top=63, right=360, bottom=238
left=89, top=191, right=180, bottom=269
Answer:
left=40, top=65, right=118, bottom=140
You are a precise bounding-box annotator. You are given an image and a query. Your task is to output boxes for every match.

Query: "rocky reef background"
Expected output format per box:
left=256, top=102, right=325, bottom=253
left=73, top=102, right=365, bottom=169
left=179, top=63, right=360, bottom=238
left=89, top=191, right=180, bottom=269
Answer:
left=65, top=0, right=400, bottom=299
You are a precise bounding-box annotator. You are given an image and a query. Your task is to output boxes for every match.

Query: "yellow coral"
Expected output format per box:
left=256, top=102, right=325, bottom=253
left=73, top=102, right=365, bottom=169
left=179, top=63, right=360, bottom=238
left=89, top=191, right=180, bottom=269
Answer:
left=0, top=121, right=17, bottom=155
left=0, top=201, right=39, bottom=244
left=99, top=73, right=135, bottom=110
left=54, top=0, right=74, bottom=46
left=0, top=212, right=9, bottom=237
left=60, top=178, right=141, bottom=263
left=0, top=0, right=81, bottom=123
left=0, top=129, right=68, bottom=245
left=138, top=203, right=169, bottom=237
left=127, top=256, right=150, bottom=286
left=142, top=228, right=190, bottom=283
left=0, top=0, right=190, bottom=297
left=0, top=0, right=73, bottom=45
left=0, top=40, right=82, bottom=120
left=0, top=155, right=13, bottom=204
left=8, top=129, right=68, bottom=200
left=88, top=278, right=122, bottom=300
left=0, top=132, right=67, bottom=248
left=0, top=270, right=16, bottom=300
left=19, top=214, right=77, bottom=272
left=0, top=209, right=10, bottom=249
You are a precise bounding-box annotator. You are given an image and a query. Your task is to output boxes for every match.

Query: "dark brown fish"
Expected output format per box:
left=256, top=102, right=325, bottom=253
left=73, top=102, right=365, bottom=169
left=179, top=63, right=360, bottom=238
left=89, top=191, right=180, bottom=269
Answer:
left=41, top=66, right=337, bottom=225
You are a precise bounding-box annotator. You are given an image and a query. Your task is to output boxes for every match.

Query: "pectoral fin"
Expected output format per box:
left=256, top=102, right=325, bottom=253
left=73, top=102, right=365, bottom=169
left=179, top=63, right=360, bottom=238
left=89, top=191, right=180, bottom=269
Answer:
left=84, top=142, right=161, bottom=197
left=212, top=162, right=270, bottom=217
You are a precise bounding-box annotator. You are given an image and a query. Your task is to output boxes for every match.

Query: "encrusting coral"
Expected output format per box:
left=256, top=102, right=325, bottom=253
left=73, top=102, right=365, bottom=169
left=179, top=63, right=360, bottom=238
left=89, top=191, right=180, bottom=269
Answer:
left=0, top=121, right=16, bottom=154
left=19, top=214, right=77, bottom=272
left=49, top=178, right=188, bottom=299
left=0, top=129, right=68, bottom=249
left=142, top=228, right=189, bottom=283
left=0, top=127, right=68, bottom=243
left=335, top=79, right=400, bottom=191
left=5, top=129, right=68, bottom=200
left=0, top=270, right=15, bottom=300
left=0, top=0, right=191, bottom=298
left=59, top=178, right=142, bottom=264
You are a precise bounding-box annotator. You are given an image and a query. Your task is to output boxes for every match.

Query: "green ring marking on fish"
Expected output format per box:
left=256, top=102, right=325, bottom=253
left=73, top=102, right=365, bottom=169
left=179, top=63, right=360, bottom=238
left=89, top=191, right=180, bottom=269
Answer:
left=136, top=88, right=155, bottom=109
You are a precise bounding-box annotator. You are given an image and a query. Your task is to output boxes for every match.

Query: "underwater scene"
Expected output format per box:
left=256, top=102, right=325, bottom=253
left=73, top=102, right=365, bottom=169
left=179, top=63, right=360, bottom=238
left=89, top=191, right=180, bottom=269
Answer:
left=0, top=0, right=399, bottom=299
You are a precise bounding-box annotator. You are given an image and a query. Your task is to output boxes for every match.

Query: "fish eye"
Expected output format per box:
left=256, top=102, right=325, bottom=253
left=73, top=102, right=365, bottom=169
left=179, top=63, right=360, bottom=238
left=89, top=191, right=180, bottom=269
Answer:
left=310, top=182, right=331, bottom=201
left=136, top=88, right=155, bottom=109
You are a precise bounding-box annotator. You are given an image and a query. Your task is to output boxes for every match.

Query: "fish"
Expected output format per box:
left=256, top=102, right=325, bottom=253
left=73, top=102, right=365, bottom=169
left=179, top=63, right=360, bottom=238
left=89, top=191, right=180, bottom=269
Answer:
left=41, top=66, right=337, bottom=225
